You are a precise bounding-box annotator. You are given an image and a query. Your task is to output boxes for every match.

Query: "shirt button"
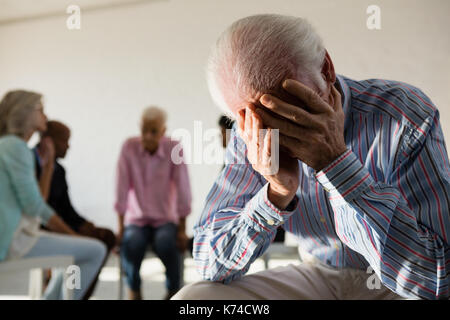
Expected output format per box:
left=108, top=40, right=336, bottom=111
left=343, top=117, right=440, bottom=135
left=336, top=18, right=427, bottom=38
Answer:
left=320, top=217, right=326, bottom=223
left=334, top=243, right=339, bottom=250
left=267, top=219, right=275, bottom=226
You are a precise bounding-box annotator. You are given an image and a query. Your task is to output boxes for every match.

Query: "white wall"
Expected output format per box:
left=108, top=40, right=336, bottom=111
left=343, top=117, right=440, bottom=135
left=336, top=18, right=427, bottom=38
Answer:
left=0, top=0, right=449, bottom=235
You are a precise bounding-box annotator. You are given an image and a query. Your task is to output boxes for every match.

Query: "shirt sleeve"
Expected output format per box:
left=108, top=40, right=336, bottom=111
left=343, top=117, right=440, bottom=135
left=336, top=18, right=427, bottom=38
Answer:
left=171, top=143, right=192, bottom=218
left=315, top=111, right=450, bottom=300
left=193, top=125, right=298, bottom=283
left=3, top=140, right=54, bottom=224
left=114, top=140, right=131, bottom=215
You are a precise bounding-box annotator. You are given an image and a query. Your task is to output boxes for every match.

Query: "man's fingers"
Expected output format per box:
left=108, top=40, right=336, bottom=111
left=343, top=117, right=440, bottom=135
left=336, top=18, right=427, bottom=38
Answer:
left=244, top=107, right=251, bottom=140
left=331, top=85, right=342, bottom=112
left=282, top=79, right=333, bottom=114
left=252, top=111, right=262, bottom=146
left=259, top=94, right=317, bottom=128
left=255, top=107, right=311, bottom=140
left=279, top=133, right=303, bottom=158
left=262, top=128, right=272, bottom=166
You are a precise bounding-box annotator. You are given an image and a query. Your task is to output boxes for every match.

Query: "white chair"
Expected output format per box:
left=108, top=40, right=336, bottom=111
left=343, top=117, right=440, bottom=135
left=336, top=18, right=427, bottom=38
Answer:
left=0, top=256, right=74, bottom=300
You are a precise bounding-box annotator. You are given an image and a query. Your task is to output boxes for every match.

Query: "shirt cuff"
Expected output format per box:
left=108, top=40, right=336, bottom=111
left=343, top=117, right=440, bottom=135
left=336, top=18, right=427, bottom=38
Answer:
left=114, top=202, right=127, bottom=216
left=177, top=207, right=191, bottom=218
left=243, top=183, right=298, bottom=233
left=315, top=149, right=374, bottom=206
left=40, top=204, right=54, bottom=224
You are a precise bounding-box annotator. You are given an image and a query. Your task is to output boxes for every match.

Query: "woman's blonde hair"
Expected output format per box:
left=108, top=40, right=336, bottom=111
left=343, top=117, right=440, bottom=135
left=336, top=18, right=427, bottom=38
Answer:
left=0, top=90, right=43, bottom=137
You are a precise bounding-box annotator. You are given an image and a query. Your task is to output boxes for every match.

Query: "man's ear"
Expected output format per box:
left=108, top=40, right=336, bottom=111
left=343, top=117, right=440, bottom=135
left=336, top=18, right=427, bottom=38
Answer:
left=321, top=50, right=336, bottom=84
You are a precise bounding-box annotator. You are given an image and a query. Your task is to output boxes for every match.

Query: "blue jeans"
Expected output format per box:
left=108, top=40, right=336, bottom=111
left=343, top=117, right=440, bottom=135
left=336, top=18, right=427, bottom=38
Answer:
left=121, top=223, right=182, bottom=292
left=23, top=232, right=107, bottom=300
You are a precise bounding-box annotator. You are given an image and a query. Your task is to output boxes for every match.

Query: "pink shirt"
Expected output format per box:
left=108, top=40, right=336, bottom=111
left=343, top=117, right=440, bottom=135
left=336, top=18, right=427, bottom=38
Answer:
left=115, top=136, right=192, bottom=227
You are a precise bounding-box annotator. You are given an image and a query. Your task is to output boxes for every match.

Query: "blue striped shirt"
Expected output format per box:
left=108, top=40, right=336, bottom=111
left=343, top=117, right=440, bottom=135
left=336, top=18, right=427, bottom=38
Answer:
left=193, top=75, right=450, bottom=300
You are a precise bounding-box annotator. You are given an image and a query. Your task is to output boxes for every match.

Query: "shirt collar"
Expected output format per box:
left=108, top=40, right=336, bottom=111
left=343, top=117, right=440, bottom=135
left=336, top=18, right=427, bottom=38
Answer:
left=335, top=75, right=350, bottom=114
left=335, top=74, right=351, bottom=128
left=139, top=137, right=166, bottom=159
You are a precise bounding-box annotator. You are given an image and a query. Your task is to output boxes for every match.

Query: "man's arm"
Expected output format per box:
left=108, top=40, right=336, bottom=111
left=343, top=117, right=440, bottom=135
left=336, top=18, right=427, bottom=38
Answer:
left=257, top=79, right=449, bottom=299
left=46, top=214, right=78, bottom=236
left=38, top=162, right=54, bottom=201
left=35, top=138, right=56, bottom=201
left=193, top=125, right=298, bottom=283
left=114, top=141, right=131, bottom=246
left=49, top=164, right=86, bottom=232
left=316, top=111, right=450, bottom=300
left=172, top=143, right=192, bottom=219
left=171, top=143, right=192, bottom=252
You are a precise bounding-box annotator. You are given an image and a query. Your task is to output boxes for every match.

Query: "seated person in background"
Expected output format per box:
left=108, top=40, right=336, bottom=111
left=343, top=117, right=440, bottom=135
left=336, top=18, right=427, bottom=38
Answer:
left=173, top=14, right=450, bottom=300
left=218, top=114, right=235, bottom=149
left=0, top=90, right=106, bottom=300
left=34, top=120, right=116, bottom=251
left=115, top=106, right=192, bottom=300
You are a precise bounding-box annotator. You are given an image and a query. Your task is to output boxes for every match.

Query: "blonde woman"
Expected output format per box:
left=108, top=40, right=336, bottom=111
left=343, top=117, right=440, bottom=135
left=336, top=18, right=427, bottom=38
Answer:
left=0, top=90, right=106, bottom=300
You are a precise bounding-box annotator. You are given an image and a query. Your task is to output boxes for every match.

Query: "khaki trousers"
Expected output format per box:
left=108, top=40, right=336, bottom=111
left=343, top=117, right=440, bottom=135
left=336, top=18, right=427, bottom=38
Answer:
left=173, top=249, right=404, bottom=300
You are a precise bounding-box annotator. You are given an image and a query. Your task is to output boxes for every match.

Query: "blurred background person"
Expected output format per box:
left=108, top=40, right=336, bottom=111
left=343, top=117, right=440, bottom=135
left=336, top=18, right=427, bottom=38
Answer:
left=218, top=114, right=235, bottom=149
left=33, top=120, right=116, bottom=298
left=115, top=106, right=192, bottom=300
left=0, top=90, right=106, bottom=300
left=34, top=120, right=116, bottom=251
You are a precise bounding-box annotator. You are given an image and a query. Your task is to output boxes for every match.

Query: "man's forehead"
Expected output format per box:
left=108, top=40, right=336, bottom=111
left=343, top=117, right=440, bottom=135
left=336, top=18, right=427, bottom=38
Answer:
left=224, top=73, right=317, bottom=114
left=141, top=117, right=164, bottom=127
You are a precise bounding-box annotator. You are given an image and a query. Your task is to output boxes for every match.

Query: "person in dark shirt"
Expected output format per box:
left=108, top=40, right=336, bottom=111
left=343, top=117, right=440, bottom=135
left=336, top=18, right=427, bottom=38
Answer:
left=34, top=121, right=116, bottom=251
left=218, top=115, right=235, bottom=149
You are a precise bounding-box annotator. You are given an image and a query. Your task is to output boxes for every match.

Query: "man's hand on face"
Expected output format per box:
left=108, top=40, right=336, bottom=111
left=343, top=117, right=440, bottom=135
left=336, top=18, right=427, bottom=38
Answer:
left=237, top=105, right=299, bottom=210
left=255, top=79, right=347, bottom=172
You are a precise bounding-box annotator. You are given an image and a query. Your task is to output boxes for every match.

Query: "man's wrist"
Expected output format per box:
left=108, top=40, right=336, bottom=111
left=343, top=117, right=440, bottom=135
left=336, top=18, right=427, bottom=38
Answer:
left=177, top=218, right=186, bottom=233
left=267, top=183, right=297, bottom=210
left=42, top=162, right=54, bottom=172
left=316, top=146, right=348, bottom=172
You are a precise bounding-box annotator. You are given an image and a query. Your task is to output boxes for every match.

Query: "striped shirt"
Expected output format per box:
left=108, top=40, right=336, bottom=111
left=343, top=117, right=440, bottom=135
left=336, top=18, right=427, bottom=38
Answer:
left=193, top=75, right=450, bottom=300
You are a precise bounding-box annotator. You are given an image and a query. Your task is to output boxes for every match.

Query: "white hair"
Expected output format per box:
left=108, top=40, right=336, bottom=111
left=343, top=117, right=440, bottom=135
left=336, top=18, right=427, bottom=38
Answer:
left=141, top=105, right=167, bottom=124
left=0, top=90, right=42, bottom=138
left=207, top=14, right=327, bottom=116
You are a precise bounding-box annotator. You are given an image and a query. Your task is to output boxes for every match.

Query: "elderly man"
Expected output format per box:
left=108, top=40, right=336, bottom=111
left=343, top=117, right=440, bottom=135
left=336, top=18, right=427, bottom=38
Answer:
left=173, top=14, right=449, bottom=300
left=115, top=106, right=192, bottom=300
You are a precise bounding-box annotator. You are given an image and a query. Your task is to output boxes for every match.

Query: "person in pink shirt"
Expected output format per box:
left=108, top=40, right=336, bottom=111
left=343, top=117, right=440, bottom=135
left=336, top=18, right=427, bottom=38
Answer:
left=115, top=106, right=192, bottom=300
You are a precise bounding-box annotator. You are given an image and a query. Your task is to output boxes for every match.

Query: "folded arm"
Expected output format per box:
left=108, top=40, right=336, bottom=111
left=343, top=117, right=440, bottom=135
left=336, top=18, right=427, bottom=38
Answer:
left=317, top=112, right=450, bottom=300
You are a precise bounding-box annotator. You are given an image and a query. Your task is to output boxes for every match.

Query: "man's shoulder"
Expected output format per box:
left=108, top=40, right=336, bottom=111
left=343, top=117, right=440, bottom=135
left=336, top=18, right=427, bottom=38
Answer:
left=343, top=76, right=438, bottom=128
left=160, top=136, right=190, bottom=155
left=54, top=160, right=66, bottom=174
left=122, top=136, right=141, bottom=149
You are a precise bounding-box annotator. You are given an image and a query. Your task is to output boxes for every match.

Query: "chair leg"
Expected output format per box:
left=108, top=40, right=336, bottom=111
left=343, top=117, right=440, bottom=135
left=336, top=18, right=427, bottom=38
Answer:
left=118, top=255, right=124, bottom=300
left=61, top=268, right=73, bottom=300
left=263, top=253, right=270, bottom=270
left=28, top=268, right=44, bottom=300
left=180, top=252, right=185, bottom=287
